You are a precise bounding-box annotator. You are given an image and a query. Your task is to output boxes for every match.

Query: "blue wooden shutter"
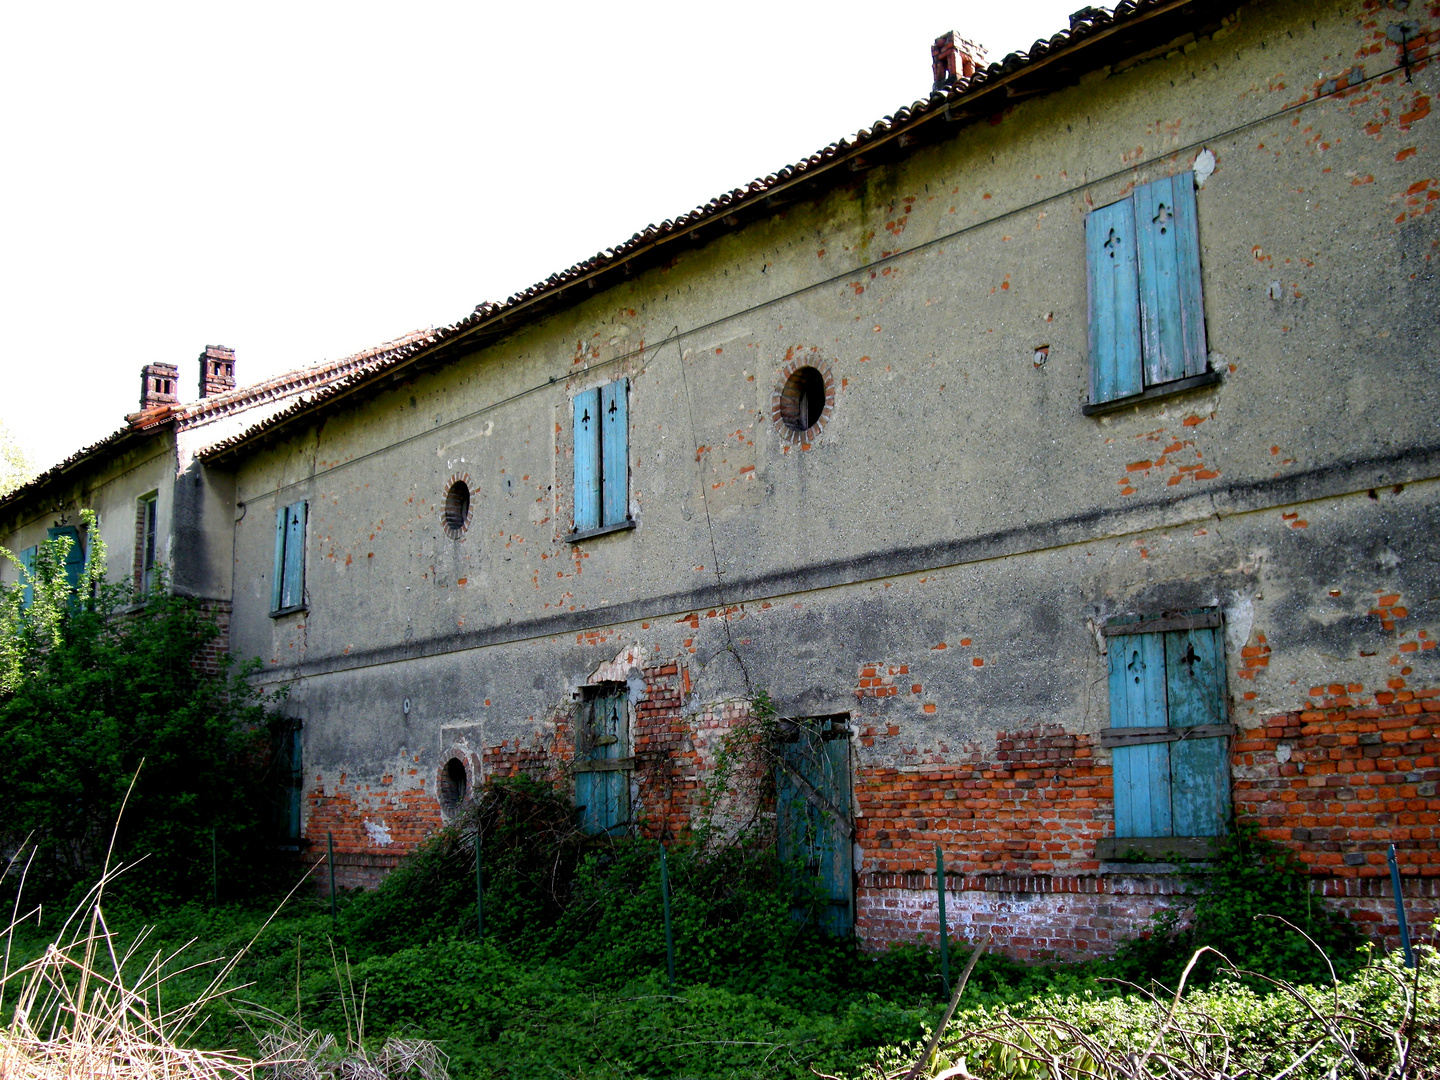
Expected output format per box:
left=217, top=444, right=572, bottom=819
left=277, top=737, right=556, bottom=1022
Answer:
left=1164, top=626, right=1230, bottom=837
left=1135, top=175, right=1207, bottom=385
left=578, top=691, right=628, bottom=835
left=18, top=546, right=36, bottom=609
left=47, top=526, right=84, bottom=591
left=600, top=378, right=629, bottom=528
left=572, top=388, right=601, bottom=533
left=271, top=506, right=287, bottom=611
left=1107, top=633, right=1172, bottom=838
left=1086, top=198, right=1143, bottom=404
left=281, top=502, right=307, bottom=610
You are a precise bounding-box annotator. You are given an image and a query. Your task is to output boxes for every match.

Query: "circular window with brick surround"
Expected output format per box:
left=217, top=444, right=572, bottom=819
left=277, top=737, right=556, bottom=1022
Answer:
left=439, top=757, right=468, bottom=814
left=442, top=478, right=471, bottom=538
left=771, top=361, right=835, bottom=444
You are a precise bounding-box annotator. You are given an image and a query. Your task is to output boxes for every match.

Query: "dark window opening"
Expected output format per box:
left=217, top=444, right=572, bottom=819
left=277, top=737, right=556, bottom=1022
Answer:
left=443, top=480, right=471, bottom=537
left=440, top=757, right=468, bottom=814
left=780, top=366, right=827, bottom=432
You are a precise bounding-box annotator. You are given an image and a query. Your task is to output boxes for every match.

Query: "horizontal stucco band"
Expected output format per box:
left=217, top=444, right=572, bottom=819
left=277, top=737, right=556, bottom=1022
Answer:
left=254, top=444, right=1440, bottom=685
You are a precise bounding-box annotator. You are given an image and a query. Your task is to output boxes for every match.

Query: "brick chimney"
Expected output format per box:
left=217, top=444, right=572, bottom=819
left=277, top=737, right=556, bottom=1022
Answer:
left=139, top=362, right=180, bottom=410
left=931, top=31, right=987, bottom=92
left=199, top=345, right=236, bottom=398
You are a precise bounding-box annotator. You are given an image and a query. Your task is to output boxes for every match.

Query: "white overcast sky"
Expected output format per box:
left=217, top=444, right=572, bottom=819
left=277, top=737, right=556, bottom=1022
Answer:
left=1, top=0, right=1080, bottom=472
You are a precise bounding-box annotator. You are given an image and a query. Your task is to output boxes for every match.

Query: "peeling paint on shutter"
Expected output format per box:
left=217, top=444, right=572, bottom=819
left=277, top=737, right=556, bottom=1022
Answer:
left=281, top=501, right=307, bottom=610
left=600, top=378, right=628, bottom=528
left=1108, top=633, right=1172, bottom=838
left=1086, top=197, right=1143, bottom=404
left=1135, top=175, right=1208, bottom=385
left=572, top=388, right=600, bottom=533
left=18, top=546, right=35, bottom=609
left=577, top=689, right=629, bottom=835
left=1165, top=625, right=1231, bottom=837
left=271, top=506, right=286, bottom=612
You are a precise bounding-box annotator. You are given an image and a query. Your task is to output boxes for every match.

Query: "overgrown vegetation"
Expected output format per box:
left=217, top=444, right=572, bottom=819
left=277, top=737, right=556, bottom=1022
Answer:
left=0, top=519, right=288, bottom=905
left=0, top=531, right=1422, bottom=1076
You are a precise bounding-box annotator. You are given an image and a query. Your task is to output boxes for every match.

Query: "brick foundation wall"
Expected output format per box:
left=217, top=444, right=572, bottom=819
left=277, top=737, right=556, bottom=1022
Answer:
left=293, top=650, right=1440, bottom=958
left=856, top=872, right=1184, bottom=961
left=855, top=724, right=1108, bottom=877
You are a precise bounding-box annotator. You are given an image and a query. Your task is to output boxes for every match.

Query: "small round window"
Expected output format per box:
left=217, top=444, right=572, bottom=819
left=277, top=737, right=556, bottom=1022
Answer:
left=443, top=479, right=471, bottom=538
left=771, top=361, right=834, bottom=444
left=439, top=757, right=468, bottom=814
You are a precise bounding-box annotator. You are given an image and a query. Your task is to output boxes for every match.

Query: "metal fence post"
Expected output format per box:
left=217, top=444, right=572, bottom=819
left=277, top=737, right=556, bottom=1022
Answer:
left=476, top=825, right=484, bottom=942
left=327, top=832, right=337, bottom=927
left=660, top=843, right=676, bottom=990
left=1388, top=843, right=1414, bottom=968
left=936, top=845, right=951, bottom=998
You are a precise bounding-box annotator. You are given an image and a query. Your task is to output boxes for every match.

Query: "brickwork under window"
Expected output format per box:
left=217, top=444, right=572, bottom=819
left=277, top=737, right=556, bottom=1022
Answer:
left=289, top=653, right=1440, bottom=957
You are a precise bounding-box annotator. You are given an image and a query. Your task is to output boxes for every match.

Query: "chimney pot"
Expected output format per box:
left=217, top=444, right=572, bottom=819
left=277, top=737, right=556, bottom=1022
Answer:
left=931, top=31, right=987, bottom=92
left=199, top=344, right=236, bottom=398
left=139, top=362, right=180, bottom=411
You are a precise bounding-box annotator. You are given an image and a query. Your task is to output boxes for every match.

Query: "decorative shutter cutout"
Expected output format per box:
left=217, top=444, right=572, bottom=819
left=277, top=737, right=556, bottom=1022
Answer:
left=1107, top=633, right=1172, bottom=838
left=572, top=388, right=601, bottom=533
left=600, top=379, right=628, bottom=528
left=1086, top=198, right=1143, bottom=404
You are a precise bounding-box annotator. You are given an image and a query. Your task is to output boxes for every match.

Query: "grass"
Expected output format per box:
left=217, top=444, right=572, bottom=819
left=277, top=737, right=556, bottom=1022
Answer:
left=5, top=892, right=1432, bottom=1080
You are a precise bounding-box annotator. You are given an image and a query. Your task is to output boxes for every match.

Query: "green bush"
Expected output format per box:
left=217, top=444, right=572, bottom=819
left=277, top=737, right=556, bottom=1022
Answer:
left=1107, top=825, right=1363, bottom=986
left=0, top=519, right=288, bottom=905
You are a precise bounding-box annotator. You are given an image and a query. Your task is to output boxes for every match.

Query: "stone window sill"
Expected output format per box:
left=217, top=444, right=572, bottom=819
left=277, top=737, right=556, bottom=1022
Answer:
left=1096, top=836, right=1221, bottom=861
left=1082, top=370, right=1222, bottom=417
left=566, top=519, right=636, bottom=544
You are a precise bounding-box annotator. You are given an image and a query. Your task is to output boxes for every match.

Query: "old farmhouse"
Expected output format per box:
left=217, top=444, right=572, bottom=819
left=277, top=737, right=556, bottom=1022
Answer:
left=2, top=0, right=1437, bottom=959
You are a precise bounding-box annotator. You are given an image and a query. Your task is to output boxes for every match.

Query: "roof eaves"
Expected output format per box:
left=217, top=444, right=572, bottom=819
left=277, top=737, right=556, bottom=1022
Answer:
left=0, top=412, right=178, bottom=520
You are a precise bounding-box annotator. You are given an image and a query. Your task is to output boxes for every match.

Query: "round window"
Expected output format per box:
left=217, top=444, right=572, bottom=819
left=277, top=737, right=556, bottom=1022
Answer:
left=771, top=363, right=834, bottom=443
left=443, top=480, right=471, bottom=538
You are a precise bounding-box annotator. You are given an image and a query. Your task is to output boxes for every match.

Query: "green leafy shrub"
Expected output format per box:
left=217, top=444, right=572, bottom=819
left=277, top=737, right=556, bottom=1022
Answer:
left=0, top=519, right=288, bottom=905
left=1107, top=825, right=1363, bottom=986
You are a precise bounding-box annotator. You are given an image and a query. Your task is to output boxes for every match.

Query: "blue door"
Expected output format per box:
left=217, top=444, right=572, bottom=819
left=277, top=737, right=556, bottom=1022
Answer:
left=776, top=717, right=854, bottom=934
left=576, top=689, right=630, bottom=835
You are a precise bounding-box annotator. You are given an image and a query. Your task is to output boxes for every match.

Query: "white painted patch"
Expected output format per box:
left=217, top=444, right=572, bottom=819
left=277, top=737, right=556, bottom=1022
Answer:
left=364, top=818, right=393, bottom=846
left=590, top=643, right=649, bottom=684
left=1225, top=595, right=1255, bottom=657
left=1193, top=148, right=1216, bottom=188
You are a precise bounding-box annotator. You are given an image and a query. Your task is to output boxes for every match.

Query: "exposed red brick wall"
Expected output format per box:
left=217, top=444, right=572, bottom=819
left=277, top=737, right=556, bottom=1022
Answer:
left=304, top=764, right=443, bottom=891
left=855, top=725, right=1109, bottom=876
left=194, top=600, right=230, bottom=677
left=1233, top=676, right=1440, bottom=950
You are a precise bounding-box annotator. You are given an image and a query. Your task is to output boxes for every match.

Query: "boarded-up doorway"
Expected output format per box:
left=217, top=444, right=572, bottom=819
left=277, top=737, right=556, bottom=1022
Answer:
left=775, top=715, right=854, bottom=934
